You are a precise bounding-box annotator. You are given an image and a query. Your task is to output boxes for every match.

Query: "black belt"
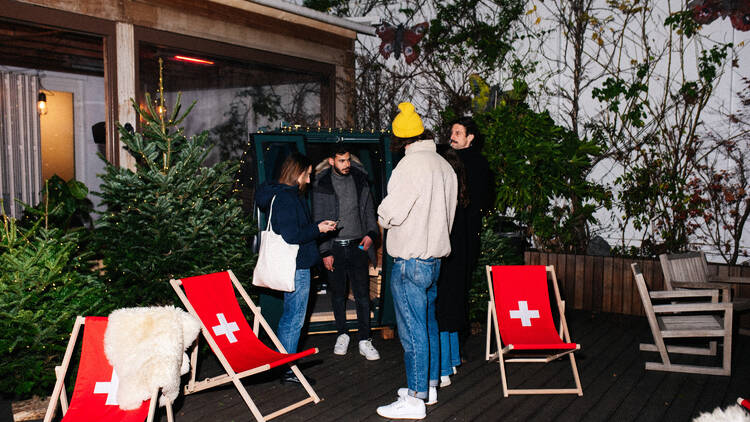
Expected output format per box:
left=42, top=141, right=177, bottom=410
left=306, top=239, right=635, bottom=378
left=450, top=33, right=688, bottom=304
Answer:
left=333, top=238, right=361, bottom=247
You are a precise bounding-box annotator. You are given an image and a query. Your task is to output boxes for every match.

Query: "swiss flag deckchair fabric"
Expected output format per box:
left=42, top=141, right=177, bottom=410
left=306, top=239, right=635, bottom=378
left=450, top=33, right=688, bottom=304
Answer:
left=171, top=270, right=320, bottom=422
left=44, top=317, right=171, bottom=422
left=180, top=271, right=316, bottom=372
left=492, top=266, right=577, bottom=351
left=485, top=265, right=583, bottom=397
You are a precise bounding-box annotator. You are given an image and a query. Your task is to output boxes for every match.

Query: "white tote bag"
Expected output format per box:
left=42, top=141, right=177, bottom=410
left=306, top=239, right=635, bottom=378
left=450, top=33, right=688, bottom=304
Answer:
left=252, top=195, right=299, bottom=292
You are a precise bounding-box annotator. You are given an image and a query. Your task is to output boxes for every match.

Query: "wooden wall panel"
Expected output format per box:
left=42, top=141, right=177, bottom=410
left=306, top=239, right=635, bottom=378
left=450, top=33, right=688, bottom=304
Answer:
left=566, top=254, right=577, bottom=310
left=602, top=257, right=614, bottom=313
left=612, top=257, right=624, bottom=314
left=574, top=255, right=585, bottom=309
left=523, top=251, right=750, bottom=330
left=592, top=256, right=604, bottom=312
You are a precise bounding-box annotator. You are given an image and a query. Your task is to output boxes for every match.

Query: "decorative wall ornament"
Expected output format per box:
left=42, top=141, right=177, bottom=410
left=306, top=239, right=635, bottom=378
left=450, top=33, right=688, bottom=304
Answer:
left=375, top=22, right=429, bottom=64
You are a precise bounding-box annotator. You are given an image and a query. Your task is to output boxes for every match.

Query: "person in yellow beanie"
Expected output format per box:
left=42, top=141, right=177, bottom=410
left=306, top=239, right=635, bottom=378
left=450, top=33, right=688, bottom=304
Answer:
left=376, top=102, right=458, bottom=420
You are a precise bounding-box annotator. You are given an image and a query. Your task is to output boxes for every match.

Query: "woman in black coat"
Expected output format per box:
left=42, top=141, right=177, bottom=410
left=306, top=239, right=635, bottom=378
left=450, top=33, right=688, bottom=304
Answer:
left=436, top=117, right=491, bottom=386
left=255, top=152, right=337, bottom=383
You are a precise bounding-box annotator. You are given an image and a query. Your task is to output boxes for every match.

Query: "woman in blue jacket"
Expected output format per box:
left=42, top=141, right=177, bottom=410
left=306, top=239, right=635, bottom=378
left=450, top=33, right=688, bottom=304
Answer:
left=255, top=152, right=337, bottom=383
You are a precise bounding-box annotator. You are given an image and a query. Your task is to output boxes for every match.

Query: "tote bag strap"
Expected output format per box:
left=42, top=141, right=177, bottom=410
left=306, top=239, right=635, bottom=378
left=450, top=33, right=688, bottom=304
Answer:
left=266, top=195, right=277, bottom=233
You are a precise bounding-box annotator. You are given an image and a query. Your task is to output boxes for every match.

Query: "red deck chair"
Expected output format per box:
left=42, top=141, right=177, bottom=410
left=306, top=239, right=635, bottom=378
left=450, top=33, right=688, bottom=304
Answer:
left=485, top=265, right=583, bottom=396
left=170, top=270, right=320, bottom=422
left=43, top=316, right=174, bottom=422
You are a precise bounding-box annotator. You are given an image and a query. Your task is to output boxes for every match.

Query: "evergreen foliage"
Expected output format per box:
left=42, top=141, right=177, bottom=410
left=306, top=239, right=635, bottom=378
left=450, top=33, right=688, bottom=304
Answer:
left=0, top=213, right=110, bottom=397
left=477, top=100, right=610, bottom=252
left=467, top=215, right=524, bottom=322
left=94, top=94, right=255, bottom=307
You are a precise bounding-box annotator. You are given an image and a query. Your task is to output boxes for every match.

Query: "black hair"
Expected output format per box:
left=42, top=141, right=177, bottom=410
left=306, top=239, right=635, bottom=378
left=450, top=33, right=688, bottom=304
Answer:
left=450, top=116, right=484, bottom=149
left=329, top=143, right=351, bottom=158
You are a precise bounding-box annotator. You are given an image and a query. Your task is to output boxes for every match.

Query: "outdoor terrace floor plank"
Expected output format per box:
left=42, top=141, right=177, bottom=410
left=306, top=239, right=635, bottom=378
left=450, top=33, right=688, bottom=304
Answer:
left=148, top=310, right=749, bottom=422
left=40, top=310, right=748, bottom=422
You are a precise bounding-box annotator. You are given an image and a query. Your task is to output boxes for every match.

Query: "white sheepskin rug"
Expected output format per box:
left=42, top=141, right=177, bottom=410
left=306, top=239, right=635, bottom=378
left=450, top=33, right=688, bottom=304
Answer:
left=104, top=306, right=200, bottom=410
left=693, top=404, right=750, bottom=422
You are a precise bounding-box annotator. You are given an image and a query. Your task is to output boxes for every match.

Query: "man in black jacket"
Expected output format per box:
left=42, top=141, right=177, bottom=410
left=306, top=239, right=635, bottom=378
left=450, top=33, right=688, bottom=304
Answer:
left=312, top=144, right=381, bottom=360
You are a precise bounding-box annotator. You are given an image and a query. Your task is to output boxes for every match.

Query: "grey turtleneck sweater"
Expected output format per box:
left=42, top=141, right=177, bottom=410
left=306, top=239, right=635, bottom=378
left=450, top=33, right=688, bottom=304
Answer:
left=331, top=171, right=364, bottom=240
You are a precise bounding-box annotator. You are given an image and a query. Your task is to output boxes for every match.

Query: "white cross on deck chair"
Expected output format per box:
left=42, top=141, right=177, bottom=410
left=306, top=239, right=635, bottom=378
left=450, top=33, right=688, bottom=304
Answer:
left=212, top=313, right=240, bottom=343
left=509, top=301, right=540, bottom=327
left=93, top=368, right=119, bottom=405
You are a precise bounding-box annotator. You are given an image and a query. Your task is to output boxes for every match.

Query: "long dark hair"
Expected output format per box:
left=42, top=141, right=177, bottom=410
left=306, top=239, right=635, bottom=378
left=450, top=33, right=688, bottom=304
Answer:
left=439, top=146, right=469, bottom=208
left=277, top=152, right=312, bottom=191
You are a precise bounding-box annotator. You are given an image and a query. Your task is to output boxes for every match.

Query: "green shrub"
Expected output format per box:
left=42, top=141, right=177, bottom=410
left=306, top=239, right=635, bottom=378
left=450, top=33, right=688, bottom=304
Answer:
left=94, top=95, right=256, bottom=307
left=467, top=215, right=524, bottom=322
left=19, top=175, right=94, bottom=231
left=0, top=214, right=111, bottom=398
left=476, top=100, right=610, bottom=253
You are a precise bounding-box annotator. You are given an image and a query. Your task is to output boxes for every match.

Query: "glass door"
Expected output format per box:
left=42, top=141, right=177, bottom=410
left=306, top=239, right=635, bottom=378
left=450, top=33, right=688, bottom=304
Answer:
left=252, top=130, right=397, bottom=334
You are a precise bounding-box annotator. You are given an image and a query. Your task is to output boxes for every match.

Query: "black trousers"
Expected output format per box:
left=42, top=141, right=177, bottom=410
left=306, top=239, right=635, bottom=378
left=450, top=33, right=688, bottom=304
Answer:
left=328, top=242, right=371, bottom=340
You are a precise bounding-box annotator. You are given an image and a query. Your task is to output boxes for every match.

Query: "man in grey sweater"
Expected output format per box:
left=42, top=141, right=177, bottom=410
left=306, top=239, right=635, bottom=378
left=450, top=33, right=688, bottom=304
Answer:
left=312, top=144, right=381, bottom=360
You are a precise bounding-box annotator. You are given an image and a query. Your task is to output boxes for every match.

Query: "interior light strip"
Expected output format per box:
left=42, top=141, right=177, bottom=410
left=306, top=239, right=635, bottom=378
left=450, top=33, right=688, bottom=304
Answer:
left=173, top=55, right=215, bottom=65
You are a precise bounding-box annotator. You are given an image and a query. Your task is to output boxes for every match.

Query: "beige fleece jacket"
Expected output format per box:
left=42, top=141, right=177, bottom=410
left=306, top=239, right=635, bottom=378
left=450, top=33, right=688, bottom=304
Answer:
left=377, top=140, right=458, bottom=259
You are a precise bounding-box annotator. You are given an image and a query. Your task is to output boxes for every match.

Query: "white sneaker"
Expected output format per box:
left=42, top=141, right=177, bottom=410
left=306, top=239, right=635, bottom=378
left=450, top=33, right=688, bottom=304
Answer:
left=377, top=395, right=426, bottom=419
left=333, top=334, right=349, bottom=355
left=427, top=386, right=437, bottom=405
left=359, top=339, right=380, bottom=360
left=440, top=375, right=451, bottom=387
left=397, top=386, right=437, bottom=405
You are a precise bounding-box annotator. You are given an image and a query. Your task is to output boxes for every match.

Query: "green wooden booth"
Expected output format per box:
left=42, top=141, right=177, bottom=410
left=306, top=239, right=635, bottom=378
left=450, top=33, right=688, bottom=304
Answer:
left=239, top=127, right=400, bottom=335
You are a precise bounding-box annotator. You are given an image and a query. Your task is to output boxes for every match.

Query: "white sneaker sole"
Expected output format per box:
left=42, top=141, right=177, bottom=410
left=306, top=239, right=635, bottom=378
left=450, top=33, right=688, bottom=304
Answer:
left=376, top=408, right=426, bottom=419
left=378, top=409, right=427, bottom=419
left=360, top=350, right=380, bottom=360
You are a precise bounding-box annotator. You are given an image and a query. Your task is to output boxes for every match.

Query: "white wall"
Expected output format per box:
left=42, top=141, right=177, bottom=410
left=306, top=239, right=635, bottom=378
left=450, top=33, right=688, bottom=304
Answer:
left=518, top=1, right=750, bottom=260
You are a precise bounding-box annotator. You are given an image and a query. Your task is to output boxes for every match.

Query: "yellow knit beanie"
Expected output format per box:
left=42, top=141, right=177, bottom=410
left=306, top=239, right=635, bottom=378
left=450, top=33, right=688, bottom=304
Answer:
left=391, top=102, right=425, bottom=138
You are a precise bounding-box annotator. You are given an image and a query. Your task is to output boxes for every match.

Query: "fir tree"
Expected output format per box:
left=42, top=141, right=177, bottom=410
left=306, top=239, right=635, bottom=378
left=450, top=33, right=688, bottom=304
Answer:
left=94, top=94, right=255, bottom=306
left=1, top=207, right=109, bottom=397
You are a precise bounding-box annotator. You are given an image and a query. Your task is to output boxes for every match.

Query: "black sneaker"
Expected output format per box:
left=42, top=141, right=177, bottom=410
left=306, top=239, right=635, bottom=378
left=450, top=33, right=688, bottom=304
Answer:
left=280, top=369, right=316, bottom=385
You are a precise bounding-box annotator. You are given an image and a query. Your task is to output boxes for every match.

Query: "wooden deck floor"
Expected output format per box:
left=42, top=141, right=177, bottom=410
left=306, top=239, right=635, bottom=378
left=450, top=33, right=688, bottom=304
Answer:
left=156, top=310, right=747, bottom=421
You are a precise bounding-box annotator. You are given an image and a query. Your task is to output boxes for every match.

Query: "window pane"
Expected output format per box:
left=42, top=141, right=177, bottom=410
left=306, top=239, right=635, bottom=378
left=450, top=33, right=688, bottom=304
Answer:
left=139, top=44, right=323, bottom=166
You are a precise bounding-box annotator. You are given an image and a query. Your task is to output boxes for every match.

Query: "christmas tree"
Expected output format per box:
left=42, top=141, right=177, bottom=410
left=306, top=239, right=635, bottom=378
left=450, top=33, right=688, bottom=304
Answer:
left=1, top=203, right=110, bottom=397
left=95, top=82, right=255, bottom=306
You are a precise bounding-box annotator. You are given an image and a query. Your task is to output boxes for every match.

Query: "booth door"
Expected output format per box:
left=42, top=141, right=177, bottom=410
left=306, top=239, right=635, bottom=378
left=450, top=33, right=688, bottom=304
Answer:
left=252, top=133, right=398, bottom=334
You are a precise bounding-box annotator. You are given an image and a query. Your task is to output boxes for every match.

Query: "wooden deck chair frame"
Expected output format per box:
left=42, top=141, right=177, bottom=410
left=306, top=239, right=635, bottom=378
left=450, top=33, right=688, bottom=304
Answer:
left=632, top=263, right=733, bottom=376
left=484, top=265, right=583, bottom=397
left=44, top=316, right=174, bottom=422
left=659, top=252, right=750, bottom=336
left=170, top=270, right=320, bottom=422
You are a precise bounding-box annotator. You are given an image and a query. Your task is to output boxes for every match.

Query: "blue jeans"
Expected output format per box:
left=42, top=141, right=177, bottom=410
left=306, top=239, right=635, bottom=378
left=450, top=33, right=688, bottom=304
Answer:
left=277, top=269, right=310, bottom=354
left=390, top=257, right=441, bottom=399
left=440, top=331, right=461, bottom=376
